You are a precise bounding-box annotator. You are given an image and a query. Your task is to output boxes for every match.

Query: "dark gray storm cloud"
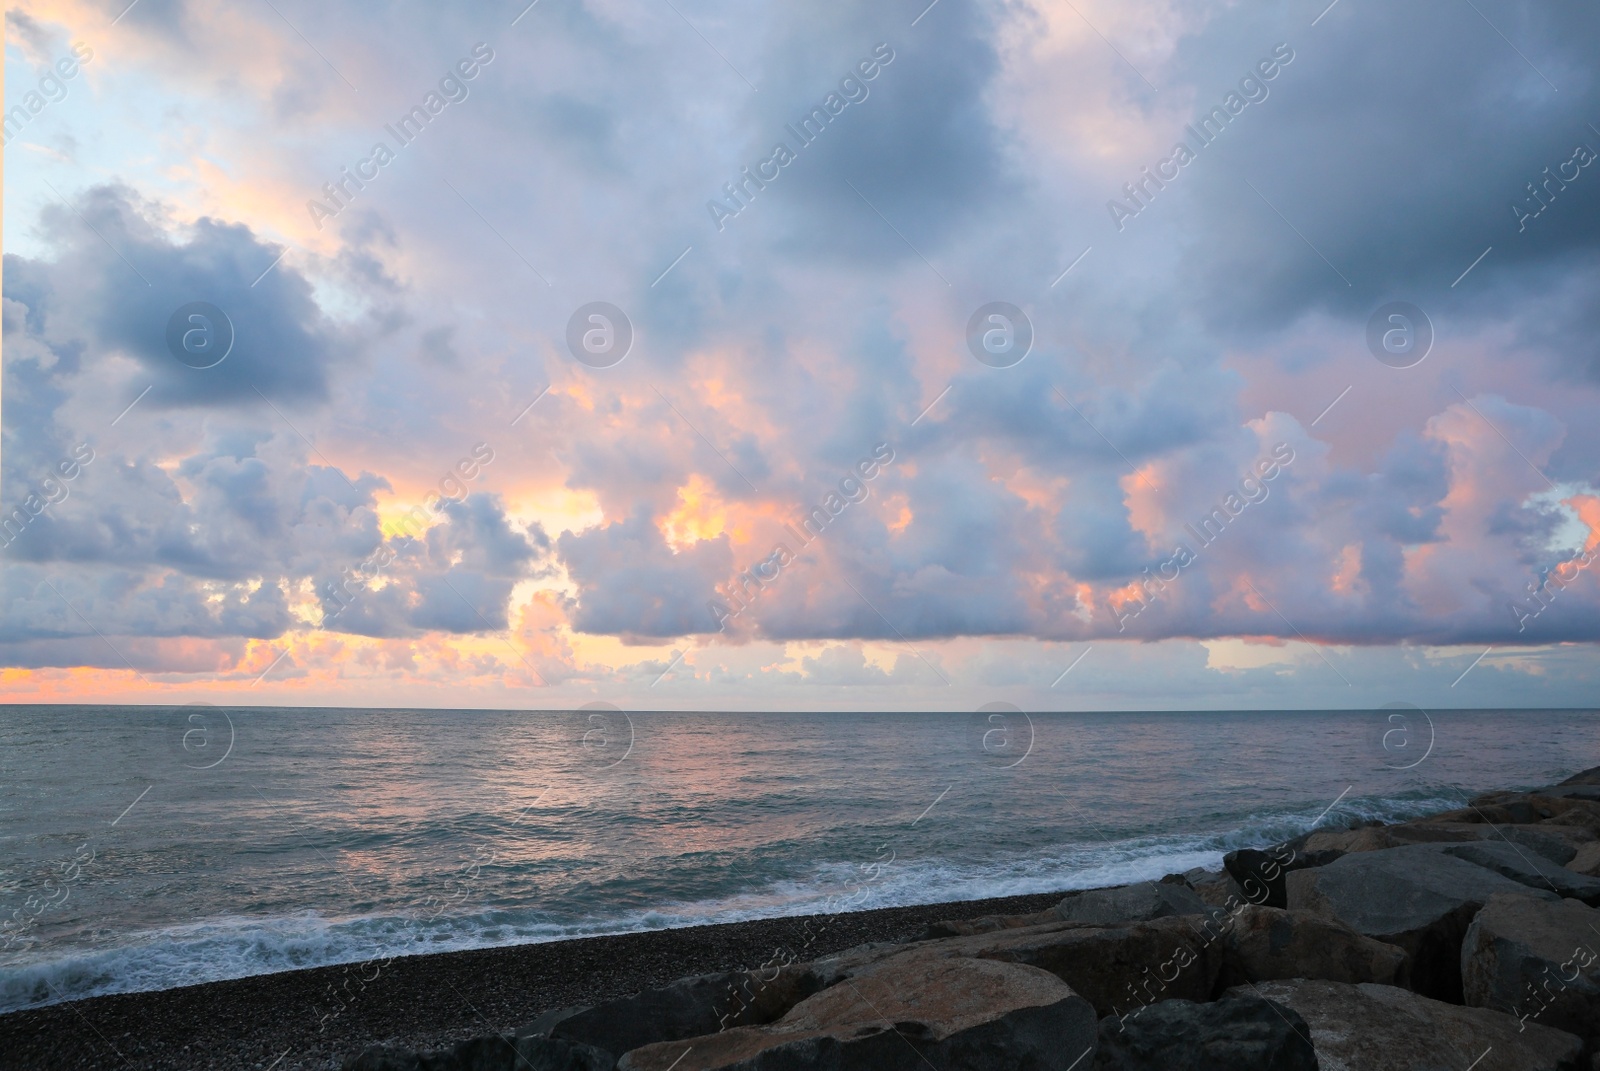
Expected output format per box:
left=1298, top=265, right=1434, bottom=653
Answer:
left=1170, top=1, right=1600, bottom=336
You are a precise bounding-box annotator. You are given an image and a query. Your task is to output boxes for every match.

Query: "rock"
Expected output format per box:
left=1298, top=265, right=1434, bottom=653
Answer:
left=1462, top=892, right=1600, bottom=1051
left=1239, top=979, right=1585, bottom=1071
left=1446, top=823, right=1595, bottom=865
left=1223, top=844, right=1344, bottom=909
left=1540, top=804, right=1600, bottom=837
left=1540, top=785, right=1600, bottom=803
left=1285, top=843, right=1558, bottom=1002
left=616, top=953, right=1098, bottom=1070
left=1440, top=840, right=1600, bottom=905
left=814, top=914, right=1227, bottom=1020
left=1309, top=821, right=1591, bottom=866
left=1189, top=872, right=1245, bottom=910
left=1466, top=792, right=1557, bottom=823
left=1218, top=904, right=1408, bottom=988
left=346, top=1035, right=614, bottom=1071
left=1569, top=842, right=1600, bottom=877
left=1558, top=765, right=1600, bottom=786
left=1302, top=826, right=1410, bottom=854
left=1054, top=882, right=1210, bottom=925
left=1442, top=794, right=1600, bottom=836
left=914, top=884, right=1210, bottom=938
left=528, top=967, right=821, bottom=1059
left=1091, top=995, right=1317, bottom=1070
left=970, top=916, right=1227, bottom=1019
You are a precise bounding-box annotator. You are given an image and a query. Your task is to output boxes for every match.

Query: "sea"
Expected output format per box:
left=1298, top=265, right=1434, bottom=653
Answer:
left=1, top=705, right=1595, bottom=1013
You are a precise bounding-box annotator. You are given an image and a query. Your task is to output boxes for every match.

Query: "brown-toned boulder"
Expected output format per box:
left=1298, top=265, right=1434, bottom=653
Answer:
left=1218, top=904, right=1408, bottom=988
left=967, top=917, right=1227, bottom=1019
left=1307, top=821, right=1592, bottom=865
left=1436, top=794, right=1600, bottom=836
left=617, top=953, right=1098, bottom=1071
left=1462, top=893, right=1600, bottom=1054
left=815, top=914, right=1228, bottom=1020
left=1568, top=842, right=1600, bottom=877
left=1540, top=805, right=1600, bottom=837
left=1238, top=979, right=1584, bottom=1071
left=1285, top=844, right=1558, bottom=1001
left=1301, top=825, right=1410, bottom=854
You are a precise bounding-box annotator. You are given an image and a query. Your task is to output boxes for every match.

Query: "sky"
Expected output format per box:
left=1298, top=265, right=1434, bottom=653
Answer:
left=2, top=0, right=1599, bottom=712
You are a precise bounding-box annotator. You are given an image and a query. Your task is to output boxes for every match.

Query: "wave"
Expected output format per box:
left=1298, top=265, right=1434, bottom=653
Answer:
left=0, top=786, right=1461, bottom=1014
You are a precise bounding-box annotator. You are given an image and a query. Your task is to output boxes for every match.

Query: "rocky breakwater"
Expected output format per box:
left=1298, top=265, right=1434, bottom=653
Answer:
left=344, top=765, right=1600, bottom=1070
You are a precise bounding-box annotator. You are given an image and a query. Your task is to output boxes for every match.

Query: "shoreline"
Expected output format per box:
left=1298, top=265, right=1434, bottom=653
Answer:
left=7, top=763, right=1598, bottom=1069
left=0, top=890, right=1070, bottom=1071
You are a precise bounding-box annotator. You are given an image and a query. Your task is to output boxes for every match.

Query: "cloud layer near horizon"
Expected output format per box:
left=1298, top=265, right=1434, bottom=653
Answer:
left=3, top=0, right=1599, bottom=709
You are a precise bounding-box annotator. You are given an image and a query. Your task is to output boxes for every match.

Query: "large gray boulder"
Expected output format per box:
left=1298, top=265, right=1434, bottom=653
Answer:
left=1054, top=881, right=1210, bottom=925
left=1462, top=892, right=1600, bottom=1053
left=1439, top=840, right=1600, bottom=905
left=527, top=966, right=821, bottom=1058
left=616, top=953, right=1098, bottom=1070
left=1218, top=904, right=1407, bottom=988
left=1092, top=995, right=1317, bottom=1070
left=1238, top=979, right=1584, bottom=1071
left=1285, top=843, right=1558, bottom=1001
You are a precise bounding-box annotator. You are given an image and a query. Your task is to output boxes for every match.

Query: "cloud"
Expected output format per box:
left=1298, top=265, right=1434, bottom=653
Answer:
left=29, top=184, right=348, bottom=408
left=558, top=509, right=732, bottom=640
left=2, top=0, right=1599, bottom=708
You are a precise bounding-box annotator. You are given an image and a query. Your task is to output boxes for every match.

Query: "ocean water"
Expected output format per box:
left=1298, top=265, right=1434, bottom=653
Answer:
left=0, top=705, right=1595, bottom=1013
